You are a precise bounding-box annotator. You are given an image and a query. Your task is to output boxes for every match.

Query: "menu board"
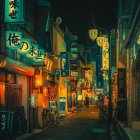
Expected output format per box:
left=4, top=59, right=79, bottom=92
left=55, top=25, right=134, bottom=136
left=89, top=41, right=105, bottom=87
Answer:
left=0, top=111, right=13, bottom=134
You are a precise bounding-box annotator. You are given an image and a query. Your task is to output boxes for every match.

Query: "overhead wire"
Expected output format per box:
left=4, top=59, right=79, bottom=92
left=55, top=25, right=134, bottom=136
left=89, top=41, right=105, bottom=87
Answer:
left=89, top=0, right=96, bottom=29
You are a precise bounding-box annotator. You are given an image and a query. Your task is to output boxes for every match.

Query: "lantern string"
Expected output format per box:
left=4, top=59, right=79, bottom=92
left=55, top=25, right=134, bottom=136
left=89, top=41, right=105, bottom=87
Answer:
left=89, top=0, right=96, bottom=29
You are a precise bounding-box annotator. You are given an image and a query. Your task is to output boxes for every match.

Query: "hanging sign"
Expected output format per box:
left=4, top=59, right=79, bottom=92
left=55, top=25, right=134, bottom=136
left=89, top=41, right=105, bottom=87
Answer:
left=6, top=31, right=22, bottom=49
left=102, top=41, right=109, bottom=70
left=60, top=52, right=69, bottom=77
left=88, top=29, right=98, bottom=41
left=4, top=0, right=24, bottom=23
left=31, top=94, right=38, bottom=108
left=26, top=44, right=38, bottom=58
left=33, top=49, right=44, bottom=62
left=17, top=38, right=31, bottom=54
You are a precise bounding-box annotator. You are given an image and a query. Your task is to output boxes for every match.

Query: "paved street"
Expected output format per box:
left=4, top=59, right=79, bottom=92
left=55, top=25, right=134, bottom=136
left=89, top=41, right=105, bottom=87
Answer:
left=25, top=105, right=111, bottom=140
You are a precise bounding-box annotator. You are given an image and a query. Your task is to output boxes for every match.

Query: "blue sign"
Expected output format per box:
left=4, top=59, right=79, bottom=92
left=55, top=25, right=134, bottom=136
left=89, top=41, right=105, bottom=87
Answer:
left=59, top=97, right=66, bottom=112
left=6, top=31, right=22, bottom=49
left=60, top=52, right=69, bottom=77
left=5, top=0, right=24, bottom=23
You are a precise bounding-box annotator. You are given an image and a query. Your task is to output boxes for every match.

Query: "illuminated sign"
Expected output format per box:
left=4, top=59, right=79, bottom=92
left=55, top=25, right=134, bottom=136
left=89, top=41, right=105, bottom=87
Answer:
left=33, top=49, right=44, bottom=62
left=26, top=44, right=38, bottom=58
left=31, top=94, right=37, bottom=108
left=17, top=38, right=31, bottom=54
left=60, top=52, right=69, bottom=77
left=70, top=48, right=78, bottom=52
left=102, top=41, right=109, bottom=70
left=6, top=31, right=22, bottom=49
left=5, top=0, right=24, bottom=23
left=71, top=53, right=78, bottom=59
left=71, top=71, right=78, bottom=77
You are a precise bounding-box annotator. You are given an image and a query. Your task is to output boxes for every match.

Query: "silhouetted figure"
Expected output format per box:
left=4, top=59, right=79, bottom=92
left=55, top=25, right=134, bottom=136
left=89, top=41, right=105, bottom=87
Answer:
left=85, top=95, right=90, bottom=108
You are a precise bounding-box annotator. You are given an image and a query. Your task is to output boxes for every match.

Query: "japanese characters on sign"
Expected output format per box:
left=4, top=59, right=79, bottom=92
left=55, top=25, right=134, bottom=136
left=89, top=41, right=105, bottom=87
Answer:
left=17, top=38, right=31, bottom=54
left=6, top=31, right=44, bottom=63
left=6, top=31, right=22, bottom=49
left=102, top=39, right=109, bottom=70
left=60, top=52, right=69, bottom=77
left=33, top=49, right=44, bottom=62
left=5, top=0, right=24, bottom=23
left=26, top=44, right=38, bottom=58
left=0, top=111, right=13, bottom=133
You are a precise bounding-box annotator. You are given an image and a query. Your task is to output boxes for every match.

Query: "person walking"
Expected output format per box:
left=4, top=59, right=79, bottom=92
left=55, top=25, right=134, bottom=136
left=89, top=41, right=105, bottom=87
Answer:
left=85, top=94, right=90, bottom=108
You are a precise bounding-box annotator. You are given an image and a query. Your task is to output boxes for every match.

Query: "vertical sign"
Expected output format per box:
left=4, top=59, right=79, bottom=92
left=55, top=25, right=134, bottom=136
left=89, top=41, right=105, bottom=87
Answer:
left=0, top=111, right=13, bottom=133
left=60, top=52, right=69, bottom=77
left=102, top=39, right=109, bottom=70
left=5, top=0, right=24, bottom=23
left=59, top=97, right=66, bottom=112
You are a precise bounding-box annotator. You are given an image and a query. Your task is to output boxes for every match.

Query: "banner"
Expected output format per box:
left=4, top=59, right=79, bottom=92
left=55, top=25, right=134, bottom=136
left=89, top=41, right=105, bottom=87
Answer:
left=5, top=0, right=24, bottom=23
left=60, top=52, right=69, bottom=77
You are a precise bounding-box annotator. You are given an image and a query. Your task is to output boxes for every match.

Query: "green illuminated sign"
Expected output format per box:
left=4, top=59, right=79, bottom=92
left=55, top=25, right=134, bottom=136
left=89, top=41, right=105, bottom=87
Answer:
left=33, top=49, right=44, bottom=62
left=5, top=0, right=24, bottom=23
left=17, top=38, right=31, bottom=54
left=6, top=31, right=22, bottom=49
left=26, top=44, right=38, bottom=58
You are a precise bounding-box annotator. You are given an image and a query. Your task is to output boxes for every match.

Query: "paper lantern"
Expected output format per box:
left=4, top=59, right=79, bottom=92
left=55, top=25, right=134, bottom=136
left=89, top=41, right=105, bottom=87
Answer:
left=88, top=29, right=98, bottom=41
left=96, top=37, right=105, bottom=47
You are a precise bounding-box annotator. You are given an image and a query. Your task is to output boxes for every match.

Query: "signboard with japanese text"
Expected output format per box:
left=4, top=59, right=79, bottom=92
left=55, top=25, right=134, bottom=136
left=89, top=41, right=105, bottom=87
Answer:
left=6, top=30, right=44, bottom=64
left=59, top=97, right=66, bottom=112
left=70, top=53, right=78, bottom=59
left=26, top=44, right=38, bottom=58
left=102, top=41, right=109, bottom=70
left=6, top=31, right=22, bottom=49
left=60, top=52, right=69, bottom=77
left=33, top=49, right=44, bottom=62
left=5, top=0, right=24, bottom=23
left=31, top=94, right=37, bottom=108
left=17, top=38, right=31, bottom=54
left=0, top=111, right=13, bottom=134
left=71, top=71, right=78, bottom=77
left=70, top=48, right=78, bottom=52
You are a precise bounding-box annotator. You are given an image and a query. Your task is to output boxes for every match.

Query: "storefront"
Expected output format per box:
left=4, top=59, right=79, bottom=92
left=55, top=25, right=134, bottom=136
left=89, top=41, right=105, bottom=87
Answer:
left=0, top=56, right=34, bottom=135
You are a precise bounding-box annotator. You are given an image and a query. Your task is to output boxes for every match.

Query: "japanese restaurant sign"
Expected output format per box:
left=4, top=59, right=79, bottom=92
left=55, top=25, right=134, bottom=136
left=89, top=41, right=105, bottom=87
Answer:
left=6, top=31, right=22, bottom=49
left=6, top=31, right=44, bottom=63
left=0, top=111, right=13, bottom=134
left=5, top=0, right=24, bottom=23
left=102, top=39, right=109, bottom=70
left=60, top=52, right=69, bottom=77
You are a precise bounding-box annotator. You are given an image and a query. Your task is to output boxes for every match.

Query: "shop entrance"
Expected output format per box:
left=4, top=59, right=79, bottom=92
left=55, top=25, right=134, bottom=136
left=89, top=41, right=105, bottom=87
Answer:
left=5, top=84, right=22, bottom=111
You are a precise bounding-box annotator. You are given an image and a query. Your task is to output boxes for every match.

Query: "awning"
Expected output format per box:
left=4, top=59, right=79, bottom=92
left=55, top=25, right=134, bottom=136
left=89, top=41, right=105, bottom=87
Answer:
left=0, top=56, right=35, bottom=76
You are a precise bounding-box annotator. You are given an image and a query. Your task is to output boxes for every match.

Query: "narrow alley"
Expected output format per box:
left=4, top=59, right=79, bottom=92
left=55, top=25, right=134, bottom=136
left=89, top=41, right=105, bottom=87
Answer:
left=23, top=105, right=116, bottom=140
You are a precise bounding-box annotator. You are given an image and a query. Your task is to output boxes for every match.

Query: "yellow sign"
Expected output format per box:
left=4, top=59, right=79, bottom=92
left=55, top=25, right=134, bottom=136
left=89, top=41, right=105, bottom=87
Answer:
left=102, top=41, right=109, bottom=70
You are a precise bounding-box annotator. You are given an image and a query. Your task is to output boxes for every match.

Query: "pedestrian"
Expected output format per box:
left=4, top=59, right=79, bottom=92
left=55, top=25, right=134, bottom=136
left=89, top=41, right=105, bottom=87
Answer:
left=85, top=94, right=90, bottom=108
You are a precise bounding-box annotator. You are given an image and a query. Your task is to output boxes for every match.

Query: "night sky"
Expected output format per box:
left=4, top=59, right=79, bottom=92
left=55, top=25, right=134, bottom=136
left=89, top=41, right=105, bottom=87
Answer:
left=51, top=0, right=118, bottom=45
